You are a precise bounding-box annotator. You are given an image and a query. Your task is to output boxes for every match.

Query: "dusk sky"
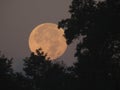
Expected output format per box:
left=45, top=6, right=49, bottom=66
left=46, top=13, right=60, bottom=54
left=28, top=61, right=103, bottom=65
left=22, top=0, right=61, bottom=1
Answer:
left=0, top=0, right=78, bottom=72
left=0, top=0, right=119, bottom=90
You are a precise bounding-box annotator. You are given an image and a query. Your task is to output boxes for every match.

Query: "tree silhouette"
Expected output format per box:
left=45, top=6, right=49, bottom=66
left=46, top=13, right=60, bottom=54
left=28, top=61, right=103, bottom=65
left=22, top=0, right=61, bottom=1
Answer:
left=0, top=52, right=14, bottom=90
left=0, top=52, right=36, bottom=90
left=59, top=0, right=120, bottom=89
left=1, top=0, right=120, bottom=90
left=23, top=49, right=67, bottom=90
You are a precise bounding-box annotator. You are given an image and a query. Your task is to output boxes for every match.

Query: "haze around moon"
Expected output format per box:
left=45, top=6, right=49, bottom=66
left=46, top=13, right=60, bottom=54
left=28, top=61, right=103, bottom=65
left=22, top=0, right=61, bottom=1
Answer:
left=29, top=23, right=67, bottom=60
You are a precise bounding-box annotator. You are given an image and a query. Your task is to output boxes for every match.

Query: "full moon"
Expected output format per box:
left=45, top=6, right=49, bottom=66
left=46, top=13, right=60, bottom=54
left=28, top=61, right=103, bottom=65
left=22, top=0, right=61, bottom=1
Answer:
left=29, top=23, right=67, bottom=60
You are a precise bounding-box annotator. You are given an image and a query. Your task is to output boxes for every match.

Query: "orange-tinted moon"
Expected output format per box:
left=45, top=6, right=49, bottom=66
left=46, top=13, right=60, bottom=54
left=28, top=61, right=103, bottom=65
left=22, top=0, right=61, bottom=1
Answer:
left=29, top=23, right=67, bottom=60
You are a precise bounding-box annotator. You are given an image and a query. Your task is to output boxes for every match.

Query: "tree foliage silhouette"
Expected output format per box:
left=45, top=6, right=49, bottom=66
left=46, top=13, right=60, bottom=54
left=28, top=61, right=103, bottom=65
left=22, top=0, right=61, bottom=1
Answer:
left=0, top=52, right=14, bottom=90
left=0, top=52, right=30, bottom=90
left=59, top=0, right=120, bottom=90
left=24, top=49, right=67, bottom=90
left=1, top=0, right=120, bottom=90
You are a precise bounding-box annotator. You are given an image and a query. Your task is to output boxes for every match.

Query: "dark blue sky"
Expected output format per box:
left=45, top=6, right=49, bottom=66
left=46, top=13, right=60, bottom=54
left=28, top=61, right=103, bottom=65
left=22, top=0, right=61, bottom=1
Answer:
left=0, top=0, right=79, bottom=72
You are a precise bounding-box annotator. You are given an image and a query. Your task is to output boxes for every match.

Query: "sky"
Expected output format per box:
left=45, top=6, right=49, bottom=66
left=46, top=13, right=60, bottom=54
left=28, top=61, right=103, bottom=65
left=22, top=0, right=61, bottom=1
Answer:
left=0, top=0, right=78, bottom=72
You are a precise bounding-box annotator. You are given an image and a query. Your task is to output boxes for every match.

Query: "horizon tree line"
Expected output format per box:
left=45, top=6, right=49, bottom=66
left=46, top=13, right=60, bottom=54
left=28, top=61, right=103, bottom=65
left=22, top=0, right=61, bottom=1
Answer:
left=0, top=0, right=120, bottom=90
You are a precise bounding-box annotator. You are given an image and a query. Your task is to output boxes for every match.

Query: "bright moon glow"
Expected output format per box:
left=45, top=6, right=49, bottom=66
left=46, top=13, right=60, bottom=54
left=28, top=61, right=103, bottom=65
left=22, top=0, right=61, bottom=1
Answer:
left=29, top=23, right=67, bottom=60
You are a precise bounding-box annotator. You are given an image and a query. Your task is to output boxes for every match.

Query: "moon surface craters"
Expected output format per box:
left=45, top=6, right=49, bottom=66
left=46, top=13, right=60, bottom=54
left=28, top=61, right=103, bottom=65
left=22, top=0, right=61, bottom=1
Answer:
left=29, top=23, right=67, bottom=60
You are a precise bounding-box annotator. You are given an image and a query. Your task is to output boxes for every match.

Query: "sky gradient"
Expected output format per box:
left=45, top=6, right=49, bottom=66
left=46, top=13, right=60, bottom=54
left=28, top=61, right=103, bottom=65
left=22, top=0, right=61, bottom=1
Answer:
left=0, top=0, right=78, bottom=72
